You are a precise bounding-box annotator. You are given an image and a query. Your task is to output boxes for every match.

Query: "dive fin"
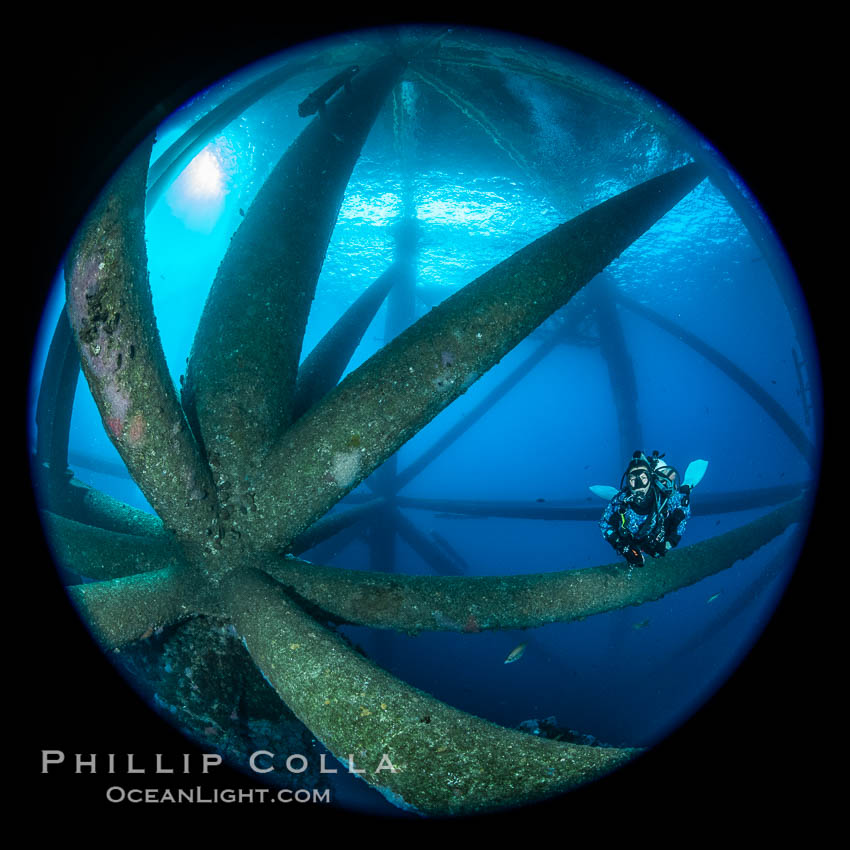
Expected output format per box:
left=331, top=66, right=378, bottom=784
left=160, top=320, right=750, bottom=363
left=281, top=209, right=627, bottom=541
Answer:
left=589, top=485, right=619, bottom=501
left=683, top=459, right=708, bottom=489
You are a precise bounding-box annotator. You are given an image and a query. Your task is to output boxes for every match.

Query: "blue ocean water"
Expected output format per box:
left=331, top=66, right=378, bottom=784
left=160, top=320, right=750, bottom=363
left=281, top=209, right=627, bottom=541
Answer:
left=27, top=28, right=821, bottom=815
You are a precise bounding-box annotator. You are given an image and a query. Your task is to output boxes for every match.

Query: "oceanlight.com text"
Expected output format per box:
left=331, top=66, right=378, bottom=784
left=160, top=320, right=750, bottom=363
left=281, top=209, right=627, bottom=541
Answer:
left=105, top=786, right=332, bottom=804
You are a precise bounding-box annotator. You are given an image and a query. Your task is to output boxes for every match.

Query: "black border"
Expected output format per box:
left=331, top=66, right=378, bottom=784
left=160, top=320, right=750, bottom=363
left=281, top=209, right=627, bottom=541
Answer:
left=21, top=16, right=830, bottom=834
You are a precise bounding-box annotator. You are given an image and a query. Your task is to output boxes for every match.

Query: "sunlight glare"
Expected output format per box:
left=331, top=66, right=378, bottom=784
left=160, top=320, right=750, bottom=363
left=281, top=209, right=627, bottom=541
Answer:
left=165, top=143, right=230, bottom=232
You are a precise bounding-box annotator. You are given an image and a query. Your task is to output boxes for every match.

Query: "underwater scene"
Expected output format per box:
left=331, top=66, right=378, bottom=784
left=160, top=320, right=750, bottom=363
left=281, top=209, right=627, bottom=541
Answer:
left=27, top=26, right=822, bottom=818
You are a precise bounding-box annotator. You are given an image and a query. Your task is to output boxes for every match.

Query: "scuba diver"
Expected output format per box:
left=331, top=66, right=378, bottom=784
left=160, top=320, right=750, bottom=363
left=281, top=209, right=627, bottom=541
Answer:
left=599, top=450, right=693, bottom=568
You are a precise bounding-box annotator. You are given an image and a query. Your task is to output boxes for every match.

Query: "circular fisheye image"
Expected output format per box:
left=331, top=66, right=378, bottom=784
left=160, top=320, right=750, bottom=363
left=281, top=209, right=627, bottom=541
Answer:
left=28, top=26, right=821, bottom=817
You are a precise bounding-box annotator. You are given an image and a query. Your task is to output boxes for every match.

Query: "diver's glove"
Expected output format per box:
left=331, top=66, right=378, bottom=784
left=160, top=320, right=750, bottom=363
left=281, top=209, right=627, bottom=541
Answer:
left=621, top=542, right=645, bottom=567
left=604, top=527, right=644, bottom=566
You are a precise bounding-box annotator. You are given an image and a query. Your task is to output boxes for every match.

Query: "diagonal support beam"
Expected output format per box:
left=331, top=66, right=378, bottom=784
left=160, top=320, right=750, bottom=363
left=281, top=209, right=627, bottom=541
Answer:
left=68, top=564, right=212, bottom=650
left=258, top=498, right=804, bottom=633
left=411, top=67, right=537, bottom=185
left=248, top=163, right=707, bottom=551
left=393, top=509, right=465, bottom=575
left=63, top=135, right=218, bottom=546
left=428, top=529, right=470, bottom=573
left=293, top=265, right=404, bottom=420
left=221, top=566, right=637, bottom=816
left=615, top=292, right=816, bottom=463
left=182, top=55, right=408, bottom=484
left=40, top=510, right=183, bottom=581
left=39, top=474, right=167, bottom=539
left=295, top=519, right=367, bottom=564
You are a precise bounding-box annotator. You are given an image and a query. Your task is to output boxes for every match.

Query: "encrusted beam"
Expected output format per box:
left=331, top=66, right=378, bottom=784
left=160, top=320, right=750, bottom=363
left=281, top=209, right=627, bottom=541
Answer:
left=182, top=56, right=408, bottom=485
left=41, top=475, right=167, bottom=539
left=40, top=511, right=182, bottom=581
left=257, top=498, right=804, bottom=633
left=68, top=564, right=212, bottom=650
left=63, top=135, right=218, bottom=546
left=222, top=567, right=637, bottom=816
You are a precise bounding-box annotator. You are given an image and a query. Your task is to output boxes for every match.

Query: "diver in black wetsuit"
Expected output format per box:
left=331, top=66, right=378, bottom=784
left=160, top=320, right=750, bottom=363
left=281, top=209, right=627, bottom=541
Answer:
left=600, top=450, right=692, bottom=567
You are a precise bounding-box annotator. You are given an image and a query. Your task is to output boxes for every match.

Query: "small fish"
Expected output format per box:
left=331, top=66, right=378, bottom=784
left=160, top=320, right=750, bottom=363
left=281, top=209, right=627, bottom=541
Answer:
left=632, top=619, right=650, bottom=630
left=504, top=643, right=527, bottom=664
left=706, top=593, right=721, bottom=604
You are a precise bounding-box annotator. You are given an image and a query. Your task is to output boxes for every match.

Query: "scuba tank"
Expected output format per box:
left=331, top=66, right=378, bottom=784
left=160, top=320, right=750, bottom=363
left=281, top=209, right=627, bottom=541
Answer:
left=649, top=450, right=679, bottom=496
